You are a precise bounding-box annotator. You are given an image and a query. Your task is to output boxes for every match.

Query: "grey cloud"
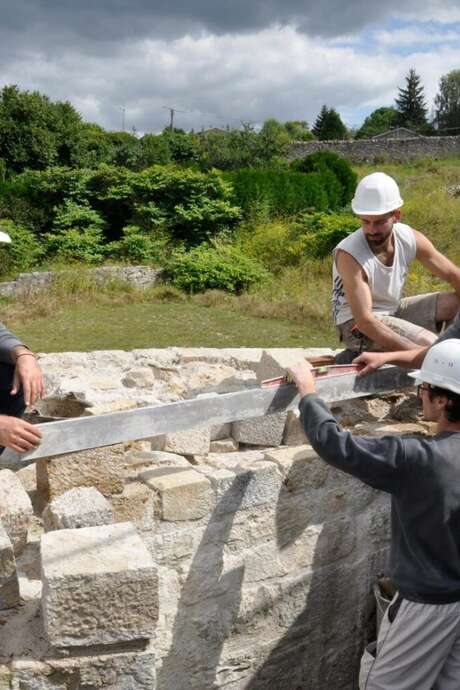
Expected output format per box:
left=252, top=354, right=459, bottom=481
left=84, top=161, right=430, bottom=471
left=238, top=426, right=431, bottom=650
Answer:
left=1, top=0, right=458, bottom=49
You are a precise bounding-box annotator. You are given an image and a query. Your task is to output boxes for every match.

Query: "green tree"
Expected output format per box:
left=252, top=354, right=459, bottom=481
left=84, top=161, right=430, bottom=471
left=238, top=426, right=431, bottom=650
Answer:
left=395, top=69, right=429, bottom=130
left=0, top=85, right=84, bottom=173
left=284, top=120, right=314, bottom=141
left=355, top=107, right=398, bottom=139
left=434, top=70, right=460, bottom=136
left=256, top=119, right=290, bottom=160
left=312, top=106, right=347, bottom=140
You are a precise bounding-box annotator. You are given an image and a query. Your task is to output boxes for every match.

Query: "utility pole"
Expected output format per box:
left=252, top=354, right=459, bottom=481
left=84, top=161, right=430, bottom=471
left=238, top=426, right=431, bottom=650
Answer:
left=120, top=106, right=126, bottom=131
left=162, top=106, right=188, bottom=133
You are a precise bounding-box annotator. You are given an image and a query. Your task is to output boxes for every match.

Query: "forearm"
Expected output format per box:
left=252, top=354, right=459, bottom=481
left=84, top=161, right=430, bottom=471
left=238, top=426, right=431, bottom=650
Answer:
left=356, top=315, right=418, bottom=351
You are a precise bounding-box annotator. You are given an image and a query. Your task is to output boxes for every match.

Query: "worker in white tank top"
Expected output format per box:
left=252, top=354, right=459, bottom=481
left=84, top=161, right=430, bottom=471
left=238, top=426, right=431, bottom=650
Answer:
left=333, top=172, right=460, bottom=358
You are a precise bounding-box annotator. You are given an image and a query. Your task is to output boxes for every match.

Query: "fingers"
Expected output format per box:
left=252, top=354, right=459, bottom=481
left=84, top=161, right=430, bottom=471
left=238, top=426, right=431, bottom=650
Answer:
left=12, top=359, right=46, bottom=406
left=0, top=416, right=42, bottom=453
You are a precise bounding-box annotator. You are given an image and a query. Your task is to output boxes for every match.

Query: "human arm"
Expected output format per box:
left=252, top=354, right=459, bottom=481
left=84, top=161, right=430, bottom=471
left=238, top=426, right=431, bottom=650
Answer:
left=353, top=346, right=428, bottom=375
left=10, top=346, right=45, bottom=406
left=0, top=414, right=42, bottom=452
left=287, top=360, right=404, bottom=491
left=335, top=250, right=418, bottom=350
left=414, top=230, right=460, bottom=296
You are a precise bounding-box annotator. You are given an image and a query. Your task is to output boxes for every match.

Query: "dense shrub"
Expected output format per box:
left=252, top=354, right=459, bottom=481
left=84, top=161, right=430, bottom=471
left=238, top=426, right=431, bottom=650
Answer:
left=227, top=169, right=329, bottom=217
left=0, top=165, right=241, bottom=245
left=166, top=244, right=268, bottom=293
left=291, top=151, right=357, bottom=206
left=300, top=211, right=358, bottom=258
left=0, top=219, right=44, bottom=275
left=108, top=225, right=169, bottom=264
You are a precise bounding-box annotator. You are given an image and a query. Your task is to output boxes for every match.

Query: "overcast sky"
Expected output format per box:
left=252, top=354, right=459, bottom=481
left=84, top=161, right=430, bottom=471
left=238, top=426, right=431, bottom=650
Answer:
left=1, top=0, right=460, bottom=133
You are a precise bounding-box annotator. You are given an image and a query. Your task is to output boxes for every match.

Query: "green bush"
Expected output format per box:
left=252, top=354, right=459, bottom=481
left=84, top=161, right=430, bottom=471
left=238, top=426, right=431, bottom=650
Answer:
left=108, top=225, right=169, bottom=264
left=300, top=211, right=358, bottom=258
left=291, top=151, right=357, bottom=206
left=166, top=244, right=268, bottom=294
left=0, top=219, right=44, bottom=275
left=44, top=225, right=106, bottom=264
left=227, top=169, right=329, bottom=217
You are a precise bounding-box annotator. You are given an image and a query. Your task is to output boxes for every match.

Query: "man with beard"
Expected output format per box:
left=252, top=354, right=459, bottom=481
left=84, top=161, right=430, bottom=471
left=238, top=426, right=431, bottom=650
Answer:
left=332, top=172, right=460, bottom=358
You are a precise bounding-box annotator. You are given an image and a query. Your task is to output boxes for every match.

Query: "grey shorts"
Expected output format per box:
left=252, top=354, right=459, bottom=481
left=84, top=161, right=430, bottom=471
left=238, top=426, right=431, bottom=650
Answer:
left=360, top=593, right=460, bottom=690
left=338, top=292, right=440, bottom=352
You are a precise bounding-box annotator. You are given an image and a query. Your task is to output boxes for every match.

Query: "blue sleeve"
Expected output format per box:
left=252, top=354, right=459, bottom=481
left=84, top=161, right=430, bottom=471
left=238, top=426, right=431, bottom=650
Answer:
left=299, top=394, right=406, bottom=494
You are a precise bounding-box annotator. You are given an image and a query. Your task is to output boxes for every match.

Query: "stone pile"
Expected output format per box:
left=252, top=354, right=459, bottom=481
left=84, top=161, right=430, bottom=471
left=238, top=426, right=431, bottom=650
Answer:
left=0, top=347, right=425, bottom=689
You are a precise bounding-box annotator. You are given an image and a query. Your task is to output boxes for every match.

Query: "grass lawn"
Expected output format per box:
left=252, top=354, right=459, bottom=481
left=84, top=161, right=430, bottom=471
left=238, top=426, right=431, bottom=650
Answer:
left=4, top=301, right=339, bottom=352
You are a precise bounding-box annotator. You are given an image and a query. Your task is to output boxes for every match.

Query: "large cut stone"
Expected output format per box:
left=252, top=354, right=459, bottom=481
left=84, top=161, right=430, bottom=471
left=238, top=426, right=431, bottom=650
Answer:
left=43, top=487, right=114, bottom=532
left=264, top=445, right=329, bottom=490
left=140, top=467, right=215, bottom=521
left=0, top=469, right=33, bottom=555
left=0, top=523, right=20, bottom=609
left=232, top=412, right=287, bottom=447
left=150, top=427, right=211, bottom=456
left=36, top=444, right=125, bottom=500
left=41, top=522, right=158, bottom=647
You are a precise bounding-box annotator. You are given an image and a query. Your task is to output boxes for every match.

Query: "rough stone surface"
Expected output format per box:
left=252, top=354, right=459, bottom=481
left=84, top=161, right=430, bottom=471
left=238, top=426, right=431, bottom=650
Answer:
left=289, top=135, right=460, bottom=164
left=0, top=523, right=20, bottom=610
left=210, top=422, right=232, bottom=441
left=141, top=467, right=215, bottom=521
left=111, top=481, right=156, bottom=529
left=36, top=444, right=125, bottom=500
left=43, top=487, right=114, bottom=532
left=264, top=445, right=329, bottom=490
left=209, top=438, right=238, bottom=453
left=150, top=427, right=211, bottom=456
left=0, top=469, right=33, bottom=555
left=232, top=412, right=287, bottom=446
left=282, top=409, right=308, bottom=446
left=41, top=522, right=158, bottom=647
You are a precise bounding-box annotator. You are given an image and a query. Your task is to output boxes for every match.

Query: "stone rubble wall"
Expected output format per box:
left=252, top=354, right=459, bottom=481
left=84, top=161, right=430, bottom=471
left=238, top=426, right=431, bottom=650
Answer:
left=288, top=135, right=460, bottom=163
left=0, top=347, right=426, bottom=690
left=0, top=265, right=163, bottom=298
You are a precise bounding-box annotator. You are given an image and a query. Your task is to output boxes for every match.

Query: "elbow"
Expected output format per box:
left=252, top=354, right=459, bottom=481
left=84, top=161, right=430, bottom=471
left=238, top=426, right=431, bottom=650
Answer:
left=354, top=314, right=375, bottom=334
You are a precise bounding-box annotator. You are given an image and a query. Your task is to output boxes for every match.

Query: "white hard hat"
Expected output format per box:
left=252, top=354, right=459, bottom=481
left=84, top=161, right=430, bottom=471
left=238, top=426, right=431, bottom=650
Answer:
left=351, top=172, right=404, bottom=215
left=408, top=339, right=460, bottom=395
left=0, top=230, right=11, bottom=243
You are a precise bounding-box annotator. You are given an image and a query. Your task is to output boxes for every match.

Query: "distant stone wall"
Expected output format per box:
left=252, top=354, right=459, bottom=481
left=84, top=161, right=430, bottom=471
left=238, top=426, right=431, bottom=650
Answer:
left=0, top=265, right=163, bottom=298
left=289, top=135, right=460, bottom=163
left=0, top=347, right=422, bottom=689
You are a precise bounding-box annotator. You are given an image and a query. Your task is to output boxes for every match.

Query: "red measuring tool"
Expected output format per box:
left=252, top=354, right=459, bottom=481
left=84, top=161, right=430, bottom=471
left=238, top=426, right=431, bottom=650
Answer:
left=261, top=362, right=364, bottom=388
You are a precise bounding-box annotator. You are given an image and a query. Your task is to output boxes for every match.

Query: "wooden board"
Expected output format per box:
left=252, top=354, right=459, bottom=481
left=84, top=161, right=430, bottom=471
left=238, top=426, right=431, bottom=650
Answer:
left=0, top=366, right=413, bottom=470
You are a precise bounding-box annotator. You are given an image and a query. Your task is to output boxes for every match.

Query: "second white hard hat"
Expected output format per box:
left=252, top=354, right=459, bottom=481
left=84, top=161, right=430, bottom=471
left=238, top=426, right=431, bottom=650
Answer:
left=351, top=172, right=404, bottom=215
left=408, top=339, right=460, bottom=395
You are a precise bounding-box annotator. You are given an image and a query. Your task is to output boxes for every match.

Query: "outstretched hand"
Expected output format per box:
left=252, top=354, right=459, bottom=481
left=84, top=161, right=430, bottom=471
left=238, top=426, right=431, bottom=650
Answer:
left=287, top=360, right=316, bottom=397
left=0, top=414, right=42, bottom=453
left=353, top=351, right=389, bottom=377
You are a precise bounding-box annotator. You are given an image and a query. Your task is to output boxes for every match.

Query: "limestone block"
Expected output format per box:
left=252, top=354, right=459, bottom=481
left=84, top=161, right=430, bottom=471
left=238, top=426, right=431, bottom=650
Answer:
left=0, top=469, right=33, bottom=555
left=206, top=454, right=283, bottom=512
left=15, top=464, right=37, bottom=493
left=330, top=396, right=392, bottom=425
left=282, top=409, right=308, bottom=446
left=264, top=445, right=329, bottom=491
left=141, top=467, right=215, bottom=521
left=41, top=522, right=158, bottom=647
left=238, top=541, right=285, bottom=583
left=11, top=643, right=156, bottom=690
left=150, top=427, right=211, bottom=456
left=124, top=449, right=190, bottom=481
left=180, top=361, right=257, bottom=394
left=256, top=348, right=310, bottom=382
left=0, top=523, right=20, bottom=609
left=194, top=465, right=237, bottom=506
left=209, top=438, right=238, bottom=453
left=279, top=516, right=356, bottom=571
left=36, top=444, right=125, bottom=500
left=210, top=422, right=232, bottom=440
left=232, top=413, right=287, bottom=447
left=122, top=366, right=155, bottom=388
left=111, top=481, right=155, bottom=528
left=43, top=487, right=114, bottom=532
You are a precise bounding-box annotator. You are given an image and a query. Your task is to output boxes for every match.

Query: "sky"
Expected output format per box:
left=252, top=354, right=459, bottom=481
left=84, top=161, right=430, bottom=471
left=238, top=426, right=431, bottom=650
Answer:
left=1, top=0, right=460, bottom=134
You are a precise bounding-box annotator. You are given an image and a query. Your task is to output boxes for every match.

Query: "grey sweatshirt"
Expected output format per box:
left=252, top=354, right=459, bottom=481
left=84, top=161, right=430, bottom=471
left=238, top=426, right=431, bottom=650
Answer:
left=300, top=394, right=460, bottom=604
left=0, top=322, right=23, bottom=364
